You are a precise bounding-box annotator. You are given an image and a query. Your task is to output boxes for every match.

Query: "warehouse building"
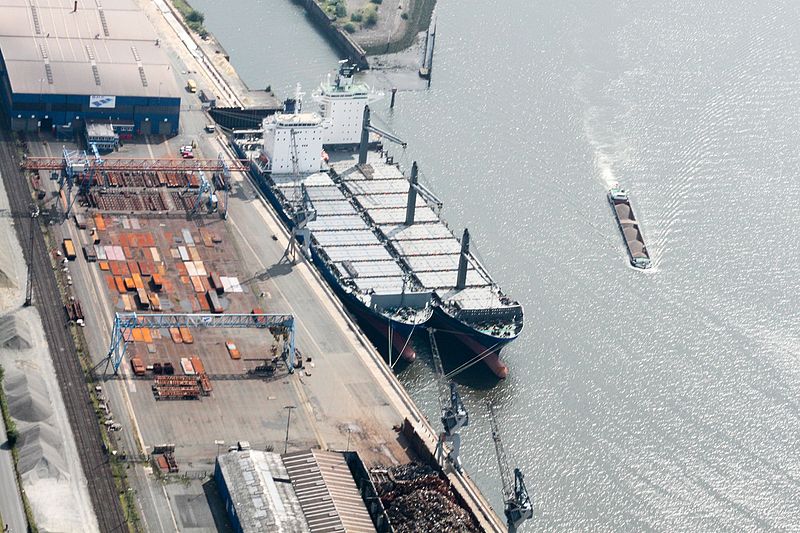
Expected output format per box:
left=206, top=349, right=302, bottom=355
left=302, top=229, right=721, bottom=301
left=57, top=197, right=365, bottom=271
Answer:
left=0, top=0, right=181, bottom=136
left=215, top=448, right=376, bottom=533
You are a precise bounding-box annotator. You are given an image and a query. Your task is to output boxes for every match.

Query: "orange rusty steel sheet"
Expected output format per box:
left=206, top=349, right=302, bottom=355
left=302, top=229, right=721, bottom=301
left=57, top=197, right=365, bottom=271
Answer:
left=21, top=156, right=248, bottom=172
left=169, top=327, right=182, bottom=344
left=179, top=327, right=194, bottom=344
left=114, top=277, right=127, bottom=293
left=190, top=276, right=205, bottom=293
left=190, top=356, right=205, bottom=374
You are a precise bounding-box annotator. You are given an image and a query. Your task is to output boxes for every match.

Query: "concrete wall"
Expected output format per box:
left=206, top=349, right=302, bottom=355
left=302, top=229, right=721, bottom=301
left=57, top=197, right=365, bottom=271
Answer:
left=299, top=0, right=369, bottom=69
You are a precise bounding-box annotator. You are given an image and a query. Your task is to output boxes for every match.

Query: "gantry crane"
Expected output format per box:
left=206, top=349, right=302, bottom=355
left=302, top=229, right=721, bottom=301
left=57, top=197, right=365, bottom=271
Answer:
left=488, top=403, right=533, bottom=532
left=430, top=330, right=468, bottom=471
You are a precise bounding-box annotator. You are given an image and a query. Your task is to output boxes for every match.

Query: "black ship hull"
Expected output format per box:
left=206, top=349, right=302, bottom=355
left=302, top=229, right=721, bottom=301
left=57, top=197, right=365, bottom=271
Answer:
left=428, top=307, right=517, bottom=379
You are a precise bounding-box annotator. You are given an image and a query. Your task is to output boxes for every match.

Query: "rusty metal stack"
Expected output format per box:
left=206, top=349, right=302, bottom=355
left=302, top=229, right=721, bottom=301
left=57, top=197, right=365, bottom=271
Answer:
left=372, top=463, right=480, bottom=533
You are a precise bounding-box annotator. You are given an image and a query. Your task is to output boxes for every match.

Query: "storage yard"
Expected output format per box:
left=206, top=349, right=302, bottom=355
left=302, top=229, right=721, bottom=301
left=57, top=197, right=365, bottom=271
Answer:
left=0, top=125, right=502, bottom=531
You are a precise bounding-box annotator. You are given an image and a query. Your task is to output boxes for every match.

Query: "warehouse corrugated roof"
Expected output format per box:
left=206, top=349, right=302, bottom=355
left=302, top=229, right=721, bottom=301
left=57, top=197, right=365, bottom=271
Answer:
left=217, top=450, right=310, bottom=533
left=0, top=0, right=181, bottom=97
left=282, top=450, right=376, bottom=533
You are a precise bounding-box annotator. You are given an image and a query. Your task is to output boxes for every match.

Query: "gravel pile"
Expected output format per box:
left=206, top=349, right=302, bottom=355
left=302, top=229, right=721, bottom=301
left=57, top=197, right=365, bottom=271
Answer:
left=5, top=367, right=52, bottom=422
left=0, top=314, right=32, bottom=349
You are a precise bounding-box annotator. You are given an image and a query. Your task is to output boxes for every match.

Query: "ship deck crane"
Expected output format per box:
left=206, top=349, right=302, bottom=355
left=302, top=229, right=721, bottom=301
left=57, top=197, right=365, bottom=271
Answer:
left=283, top=129, right=316, bottom=262
left=488, top=403, right=533, bottom=532
left=430, top=330, right=468, bottom=471
left=358, top=105, right=406, bottom=165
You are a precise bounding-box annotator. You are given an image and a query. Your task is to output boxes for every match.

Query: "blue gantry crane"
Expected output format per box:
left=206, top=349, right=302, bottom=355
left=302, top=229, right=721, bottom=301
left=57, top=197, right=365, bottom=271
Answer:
left=105, top=312, right=296, bottom=374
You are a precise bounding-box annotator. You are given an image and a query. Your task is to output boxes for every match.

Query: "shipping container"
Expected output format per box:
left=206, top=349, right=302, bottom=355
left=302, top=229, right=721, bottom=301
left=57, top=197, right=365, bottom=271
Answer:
left=63, top=239, right=77, bottom=260
left=225, top=341, right=240, bottom=360
left=130, top=357, right=145, bottom=376
left=151, top=273, right=163, bottom=291
left=163, top=362, right=175, bottom=375
left=150, top=293, right=162, bottom=312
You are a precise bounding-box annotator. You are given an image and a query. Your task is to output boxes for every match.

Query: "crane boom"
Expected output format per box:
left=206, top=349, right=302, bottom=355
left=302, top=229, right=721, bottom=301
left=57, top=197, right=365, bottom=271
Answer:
left=488, top=403, right=533, bottom=532
left=430, top=330, right=468, bottom=471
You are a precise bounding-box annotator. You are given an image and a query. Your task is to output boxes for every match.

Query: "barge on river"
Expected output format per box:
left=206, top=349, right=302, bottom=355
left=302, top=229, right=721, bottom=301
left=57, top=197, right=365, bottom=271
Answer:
left=608, top=185, right=651, bottom=269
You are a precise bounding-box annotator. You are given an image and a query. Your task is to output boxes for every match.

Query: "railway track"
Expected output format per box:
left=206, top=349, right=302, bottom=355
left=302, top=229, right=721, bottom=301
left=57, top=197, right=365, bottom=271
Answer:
left=0, top=128, right=127, bottom=532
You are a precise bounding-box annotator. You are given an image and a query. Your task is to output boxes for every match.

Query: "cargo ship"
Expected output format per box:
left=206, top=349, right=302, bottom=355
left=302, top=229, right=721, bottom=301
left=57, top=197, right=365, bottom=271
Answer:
left=231, top=62, right=523, bottom=377
left=330, top=161, right=523, bottom=378
left=608, top=185, right=651, bottom=269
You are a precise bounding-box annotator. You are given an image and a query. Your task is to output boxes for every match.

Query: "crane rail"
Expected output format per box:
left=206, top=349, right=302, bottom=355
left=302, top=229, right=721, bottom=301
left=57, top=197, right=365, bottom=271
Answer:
left=21, top=156, right=249, bottom=172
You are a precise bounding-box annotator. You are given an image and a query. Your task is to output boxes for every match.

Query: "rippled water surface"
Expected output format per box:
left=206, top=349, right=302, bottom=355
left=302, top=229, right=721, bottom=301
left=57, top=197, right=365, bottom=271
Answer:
left=196, top=0, right=800, bottom=529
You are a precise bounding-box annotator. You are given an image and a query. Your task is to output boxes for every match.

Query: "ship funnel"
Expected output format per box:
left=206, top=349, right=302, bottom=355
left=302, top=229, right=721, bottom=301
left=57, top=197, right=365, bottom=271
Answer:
left=405, top=161, right=419, bottom=226
left=358, top=105, right=370, bottom=165
left=456, top=228, right=470, bottom=290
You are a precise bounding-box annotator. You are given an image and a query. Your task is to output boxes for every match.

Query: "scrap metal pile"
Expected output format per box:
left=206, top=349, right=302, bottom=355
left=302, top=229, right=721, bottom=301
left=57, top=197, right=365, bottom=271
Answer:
left=372, top=463, right=480, bottom=533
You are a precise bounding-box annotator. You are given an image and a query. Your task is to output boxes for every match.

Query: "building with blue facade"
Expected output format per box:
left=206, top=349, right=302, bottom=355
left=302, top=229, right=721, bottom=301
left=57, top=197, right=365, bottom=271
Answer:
left=0, top=0, right=181, bottom=136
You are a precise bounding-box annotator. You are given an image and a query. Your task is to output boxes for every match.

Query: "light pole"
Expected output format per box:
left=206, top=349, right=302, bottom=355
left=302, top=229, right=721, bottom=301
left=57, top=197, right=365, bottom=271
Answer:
left=283, top=405, right=296, bottom=454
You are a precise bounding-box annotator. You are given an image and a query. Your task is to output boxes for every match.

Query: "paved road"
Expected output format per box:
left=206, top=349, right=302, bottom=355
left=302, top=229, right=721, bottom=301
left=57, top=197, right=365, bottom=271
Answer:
left=0, top=416, right=25, bottom=533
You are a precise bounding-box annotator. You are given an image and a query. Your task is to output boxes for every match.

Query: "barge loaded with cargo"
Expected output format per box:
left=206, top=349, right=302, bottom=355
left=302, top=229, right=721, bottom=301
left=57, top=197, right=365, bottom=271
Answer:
left=608, top=185, right=651, bottom=269
left=232, top=62, right=522, bottom=377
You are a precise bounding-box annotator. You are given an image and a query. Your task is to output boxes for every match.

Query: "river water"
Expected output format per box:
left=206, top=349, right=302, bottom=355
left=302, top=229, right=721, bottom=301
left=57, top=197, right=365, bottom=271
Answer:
left=192, top=0, right=800, bottom=529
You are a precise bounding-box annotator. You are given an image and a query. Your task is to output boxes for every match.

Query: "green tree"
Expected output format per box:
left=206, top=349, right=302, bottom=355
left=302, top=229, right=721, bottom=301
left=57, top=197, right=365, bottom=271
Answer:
left=364, top=4, right=378, bottom=26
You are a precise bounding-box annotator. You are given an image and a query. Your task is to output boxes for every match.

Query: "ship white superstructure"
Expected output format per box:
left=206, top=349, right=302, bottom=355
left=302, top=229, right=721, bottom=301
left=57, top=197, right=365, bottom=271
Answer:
left=261, top=112, right=324, bottom=174
left=313, top=61, right=382, bottom=146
